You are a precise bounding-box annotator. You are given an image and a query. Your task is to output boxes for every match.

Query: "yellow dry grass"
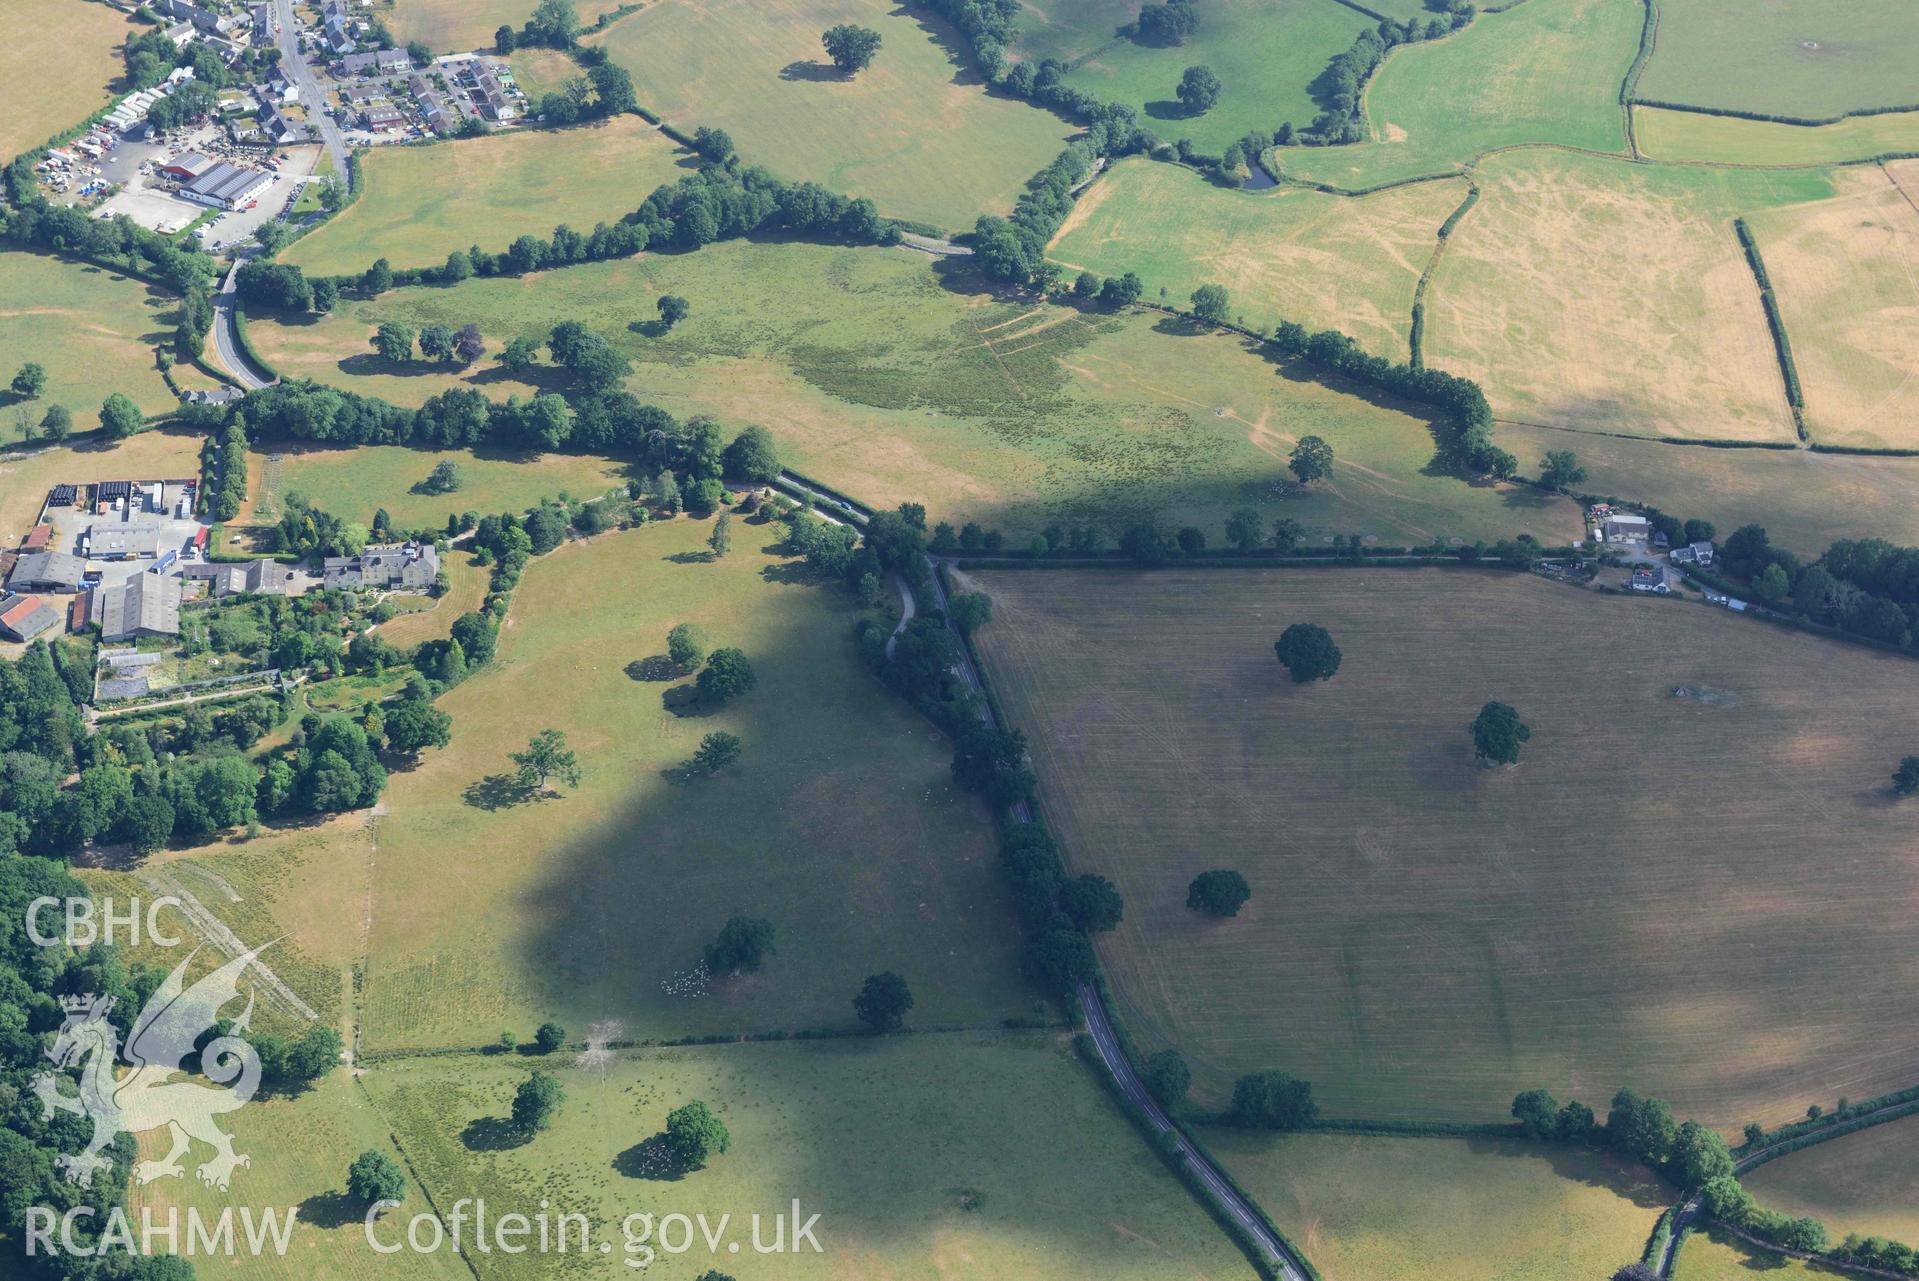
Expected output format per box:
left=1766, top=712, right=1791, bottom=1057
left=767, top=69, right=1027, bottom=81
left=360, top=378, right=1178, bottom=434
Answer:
left=1048, top=157, right=1469, bottom=358
left=965, top=566, right=1919, bottom=1125
left=0, top=0, right=128, bottom=161
left=1206, top=1130, right=1666, bottom=1281
left=1424, top=152, right=1823, bottom=442
left=1745, top=163, right=1919, bottom=449
left=0, top=427, right=203, bottom=547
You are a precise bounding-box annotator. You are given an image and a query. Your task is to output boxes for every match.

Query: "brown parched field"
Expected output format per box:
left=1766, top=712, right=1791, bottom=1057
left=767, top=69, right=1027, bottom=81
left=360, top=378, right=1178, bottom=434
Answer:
left=1744, top=162, right=1919, bottom=451
left=963, top=566, right=1919, bottom=1125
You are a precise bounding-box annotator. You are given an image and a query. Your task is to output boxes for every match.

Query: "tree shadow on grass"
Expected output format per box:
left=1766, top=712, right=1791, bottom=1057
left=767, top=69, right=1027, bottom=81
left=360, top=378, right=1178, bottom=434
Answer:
left=1145, top=99, right=1199, bottom=122
left=625, top=655, right=677, bottom=682
left=664, top=550, right=715, bottom=565
left=779, top=60, right=845, bottom=82
left=463, top=772, right=543, bottom=810
left=297, top=1190, right=362, bottom=1230
left=627, top=319, right=671, bottom=339
left=461, top=1116, right=530, bottom=1152
left=467, top=363, right=573, bottom=393
left=661, top=685, right=716, bottom=719
left=613, top=1134, right=689, bottom=1181
left=759, top=560, right=818, bottom=586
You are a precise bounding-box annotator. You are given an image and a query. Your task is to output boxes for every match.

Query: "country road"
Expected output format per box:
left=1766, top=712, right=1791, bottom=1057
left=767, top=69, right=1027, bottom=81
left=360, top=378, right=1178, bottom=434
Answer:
left=210, top=262, right=275, bottom=390
left=920, top=561, right=1309, bottom=1281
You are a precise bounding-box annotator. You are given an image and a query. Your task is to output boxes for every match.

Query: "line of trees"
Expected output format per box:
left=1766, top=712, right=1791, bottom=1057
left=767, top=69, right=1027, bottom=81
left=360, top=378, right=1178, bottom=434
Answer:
left=1300, top=16, right=1466, bottom=146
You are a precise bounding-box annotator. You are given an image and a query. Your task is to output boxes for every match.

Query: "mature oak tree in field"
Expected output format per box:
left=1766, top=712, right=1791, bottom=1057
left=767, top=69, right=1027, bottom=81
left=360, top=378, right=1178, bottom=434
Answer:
left=1187, top=869, right=1251, bottom=917
left=854, top=971, right=914, bottom=1032
left=1189, top=283, right=1229, bottom=325
left=704, top=915, right=775, bottom=975
left=99, top=393, right=143, bottom=440
left=697, top=648, right=757, bottom=704
left=1176, top=64, right=1221, bottom=113
left=1470, top=702, right=1530, bottom=765
left=373, top=322, right=414, bottom=363
left=1289, top=435, right=1333, bottom=485
left=822, top=24, right=883, bottom=73
left=512, top=1071, right=564, bottom=1133
left=512, top=728, right=581, bottom=791
left=1143, top=1049, right=1192, bottom=1106
left=1274, top=623, right=1341, bottom=683
left=692, top=731, right=742, bottom=775
left=667, top=622, right=709, bottom=672
left=665, top=1100, right=731, bottom=1167
left=656, top=294, right=690, bottom=328
left=347, top=1150, right=406, bottom=1205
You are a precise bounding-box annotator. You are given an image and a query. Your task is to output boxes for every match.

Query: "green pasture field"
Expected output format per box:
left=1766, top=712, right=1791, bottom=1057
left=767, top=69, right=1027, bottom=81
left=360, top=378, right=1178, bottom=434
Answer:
left=1634, top=0, right=1919, bottom=120
left=505, top=46, right=581, bottom=103
left=386, top=0, right=630, bottom=54
left=1673, top=1227, right=1822, bottom=1281
left=1634, top=106, right=1919, bottom=165
left=1276, top=0, right=1641, bottom=190
left=1059, top=0, right=1373, bottom=155
left=1204, top=1130, right=1665, bottom=1281
left=1048, top=156, right=1468, bottom=358
left=0, top=426, right=204, bottom=547
left=0, top=0, right=128, bottom=163
left=282, top=117, right=695, bottom=277
left=239, top=443, right=631, bottom=529
left=1006, top=0, right=1131, bottom=64
left=1423, top=150, right=1834, bottom=442
left=1493, top=421, right=1919, bottom=556
left=0, top=249, right=191, bottom=420
left=1743, top=1113, right=1919, bottom=1246
left=247, top=238, right=1580, bottom=545
left=1744, top=164, right=1919, bottom=450
left=357, top=516, right=1036, bottom=1051
left=587, top=0, right=1073, bottom=230
left=962, top=565, right=1919, bottom=1125
left=363, top=1033, right=1255, bottom=1281
left=125, top=1073, right=469, bottom=1281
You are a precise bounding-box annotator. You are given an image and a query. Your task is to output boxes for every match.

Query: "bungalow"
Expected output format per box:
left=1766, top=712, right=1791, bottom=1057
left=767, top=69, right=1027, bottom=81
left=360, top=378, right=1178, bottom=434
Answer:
left=181, top=385, right=244, bottom=408
left=1629, top=565, right=1670, bottom=594
left=1669, top=540, right=1716, bottom=567
left=0, top=596, right=59, bottom=643
left=1603, top=514, right=1651, bottom=544
left=362, top=104, right=405, bottom=130
left=6, top=552, right=86, bottom=593
left=96, top=574, right=183, bottom=642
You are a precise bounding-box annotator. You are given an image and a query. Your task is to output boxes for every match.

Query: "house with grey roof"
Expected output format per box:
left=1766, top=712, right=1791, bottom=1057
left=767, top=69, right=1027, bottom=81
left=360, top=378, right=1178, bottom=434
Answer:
left=184, top=559, right=294, bottom=597
left=323, top=542, right=438, bottom=591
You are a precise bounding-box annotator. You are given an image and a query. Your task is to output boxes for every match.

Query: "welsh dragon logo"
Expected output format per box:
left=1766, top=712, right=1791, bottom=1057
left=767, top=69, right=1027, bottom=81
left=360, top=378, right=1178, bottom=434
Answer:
left=32, top=947, right=269, bottom=1191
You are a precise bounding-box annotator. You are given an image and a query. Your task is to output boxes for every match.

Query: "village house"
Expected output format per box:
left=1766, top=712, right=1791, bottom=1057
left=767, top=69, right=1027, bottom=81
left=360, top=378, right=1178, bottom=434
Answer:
left=1603, top=514, right=1651, bottom=545
left=1669, top=540, right=1717, bottom=567
left=183, top=559, right=295, bottom=597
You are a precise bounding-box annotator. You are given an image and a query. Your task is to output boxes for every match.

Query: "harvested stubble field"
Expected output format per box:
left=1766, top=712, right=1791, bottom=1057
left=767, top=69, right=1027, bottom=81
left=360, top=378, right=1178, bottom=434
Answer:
left=0, top=250, right=196, bottom=420
left=282, top=117, right=695, bottom=277
left=588, top=0, right=1072, bottom=230
left=1743, top=1112, right=1919, bottom=1246
left=1423, top=151, right=1836, bottom=442
left=384, top=0, right=631, bottom=54
left=1491, top=420, right=1919, bottom=556
left=248, top=238, right=1579, bottom=545
left=1048, top=157, right=1469, bottom=358
left=0, top=0, right=128, bottom=162
left=1743, top=163, right=1919, bottom=450
left=1634, top=0, right=1919, bottom=121
left=962, top=565, right=1919, bottom=1125
left=1203, top=1130, right=1665, bottom=1281
left=1634, top=105, right=1919, bottom=166
left=1277, top=0, right=1640, bottom=191
left=358, top=517, right=1035, bottom=1051
left=362, top=1033, right=1254, bottom=1281
left=1056, top=0, right=1372, bottom=155
left=239, top=443, right=631, bottom=529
